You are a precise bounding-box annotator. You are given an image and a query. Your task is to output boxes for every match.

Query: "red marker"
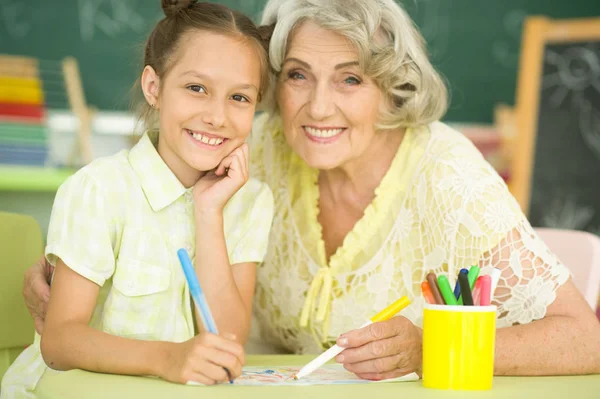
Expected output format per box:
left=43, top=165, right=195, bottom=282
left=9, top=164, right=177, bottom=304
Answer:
left=472, top=276, right=483, bottom=306
left=479, top=275, right=492, bottom=306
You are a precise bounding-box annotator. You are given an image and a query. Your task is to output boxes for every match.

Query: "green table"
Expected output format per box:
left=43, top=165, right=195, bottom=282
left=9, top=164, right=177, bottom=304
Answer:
left=37, top=355, right=600, bottom=398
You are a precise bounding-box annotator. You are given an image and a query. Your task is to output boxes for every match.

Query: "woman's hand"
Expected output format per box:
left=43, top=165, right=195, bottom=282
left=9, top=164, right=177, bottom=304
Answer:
left=160, top=333, right=245, bottom=385
left=193, top=143, right=249, bottom=214
left=23, top=255, right=54, bottom=334
left=335, top=316, right=422, bottom=380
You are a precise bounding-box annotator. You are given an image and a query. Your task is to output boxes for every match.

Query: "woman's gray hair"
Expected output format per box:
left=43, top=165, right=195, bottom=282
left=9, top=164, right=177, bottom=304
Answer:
left=260, top=0, right=448, bottom=129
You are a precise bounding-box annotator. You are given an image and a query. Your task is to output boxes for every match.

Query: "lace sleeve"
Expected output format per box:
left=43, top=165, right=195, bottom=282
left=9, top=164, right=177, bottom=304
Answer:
left=478, top=222, right=570, bottom=327
left=424, top=129, right=570, bottom=328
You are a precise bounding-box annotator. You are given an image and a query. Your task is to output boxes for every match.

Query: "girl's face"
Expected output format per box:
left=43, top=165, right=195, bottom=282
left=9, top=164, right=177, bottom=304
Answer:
left=142, top=30, right=262, bottom=186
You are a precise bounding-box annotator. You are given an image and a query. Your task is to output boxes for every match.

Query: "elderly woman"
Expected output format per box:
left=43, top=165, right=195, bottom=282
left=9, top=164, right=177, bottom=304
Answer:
left=22, top=0, right=600, bottom=380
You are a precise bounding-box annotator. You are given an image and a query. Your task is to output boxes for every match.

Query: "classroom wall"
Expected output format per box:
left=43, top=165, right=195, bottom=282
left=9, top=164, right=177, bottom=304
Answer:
left=1, top=1, right=599, bottom=123
left=1, top=1, right=599, bottom=235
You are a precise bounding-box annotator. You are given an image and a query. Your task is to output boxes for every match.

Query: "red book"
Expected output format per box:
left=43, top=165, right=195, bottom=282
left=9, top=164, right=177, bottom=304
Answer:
left=0, top=103, right=45, bottom=120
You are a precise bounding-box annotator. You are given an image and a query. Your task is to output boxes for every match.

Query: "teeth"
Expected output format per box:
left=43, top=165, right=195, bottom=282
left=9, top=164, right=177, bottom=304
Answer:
left=305, top=126, right=343, bottom=138
left=190, top=131, right=224, bottom=146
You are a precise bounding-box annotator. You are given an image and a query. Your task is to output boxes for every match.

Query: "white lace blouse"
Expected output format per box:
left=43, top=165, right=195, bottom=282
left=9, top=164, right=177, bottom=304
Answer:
left=249, top=114, right=570, bottom=354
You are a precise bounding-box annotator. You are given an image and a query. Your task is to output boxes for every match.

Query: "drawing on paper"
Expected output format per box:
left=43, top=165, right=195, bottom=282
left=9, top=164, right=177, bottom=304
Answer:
left=233, top=365, right=418, bottom=386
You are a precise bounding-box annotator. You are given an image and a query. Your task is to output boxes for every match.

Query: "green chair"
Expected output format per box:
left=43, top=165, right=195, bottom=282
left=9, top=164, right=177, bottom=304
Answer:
left=0, top=212, right=42, bottom=380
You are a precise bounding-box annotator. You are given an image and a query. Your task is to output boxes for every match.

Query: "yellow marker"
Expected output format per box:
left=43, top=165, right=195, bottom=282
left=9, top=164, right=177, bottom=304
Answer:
left=293, top=296, right=411, bottom=380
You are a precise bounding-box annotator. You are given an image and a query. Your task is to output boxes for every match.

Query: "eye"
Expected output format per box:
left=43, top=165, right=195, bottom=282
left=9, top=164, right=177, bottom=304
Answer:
left=232, top=94, right=250, bottom=103
left=187, top=85, right=206, bottom=93
left=344, top=76, right=361, bottom=85
left=288, top=71, right=306, bottom=80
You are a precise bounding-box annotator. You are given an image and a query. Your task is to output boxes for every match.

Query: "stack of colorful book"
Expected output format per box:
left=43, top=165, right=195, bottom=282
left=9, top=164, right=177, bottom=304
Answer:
left=0, top=56, right=49, bottom=167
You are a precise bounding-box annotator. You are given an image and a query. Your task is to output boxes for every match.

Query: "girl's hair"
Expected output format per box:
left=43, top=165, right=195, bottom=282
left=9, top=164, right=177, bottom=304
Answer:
left=135, top=1, right=270, bottom=131
left=259, top=0, right=448, bottom=130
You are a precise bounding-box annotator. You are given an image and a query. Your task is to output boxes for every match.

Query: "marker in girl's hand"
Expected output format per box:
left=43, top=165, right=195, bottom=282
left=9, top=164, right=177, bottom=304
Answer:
left=178, top=248, right=234, bottom=384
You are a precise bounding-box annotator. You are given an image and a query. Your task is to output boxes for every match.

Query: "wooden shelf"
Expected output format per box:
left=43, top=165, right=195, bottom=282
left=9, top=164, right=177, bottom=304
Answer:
left=0, top=165, right=74, bottom=192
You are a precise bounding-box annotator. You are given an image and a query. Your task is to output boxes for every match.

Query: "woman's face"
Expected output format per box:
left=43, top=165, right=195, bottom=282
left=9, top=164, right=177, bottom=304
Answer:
left=277, top=21, right=385, bottom=170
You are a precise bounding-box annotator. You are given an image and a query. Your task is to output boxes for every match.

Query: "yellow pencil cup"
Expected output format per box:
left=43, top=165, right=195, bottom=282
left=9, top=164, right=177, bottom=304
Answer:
left=422, top=304, right=496, bottom=390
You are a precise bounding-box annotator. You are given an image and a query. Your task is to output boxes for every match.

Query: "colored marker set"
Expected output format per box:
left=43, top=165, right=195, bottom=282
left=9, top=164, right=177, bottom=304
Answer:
left=421, top=266, right=501, bottom=306
left=421, top=267, right=500, bottom=391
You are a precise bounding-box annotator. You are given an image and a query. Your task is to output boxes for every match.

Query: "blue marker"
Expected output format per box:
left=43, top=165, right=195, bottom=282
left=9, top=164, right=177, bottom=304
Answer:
left=177, top=248, right=233, bottom=384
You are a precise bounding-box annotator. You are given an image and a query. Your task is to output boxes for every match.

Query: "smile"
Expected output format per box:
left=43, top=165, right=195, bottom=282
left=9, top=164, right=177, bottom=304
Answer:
left=186, top=129, right=226, bottom=146
left=304, top=126, right=345, bottom=138
left=303, top=126, right=346, bottom=144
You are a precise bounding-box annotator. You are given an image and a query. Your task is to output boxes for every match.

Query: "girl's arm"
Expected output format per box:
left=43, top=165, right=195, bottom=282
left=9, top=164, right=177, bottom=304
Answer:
left=41, top=259, right=167, bottom=375
left=194, top=210, right=256, bottom=343
left=191, top=144, right=273, bottom=344
left=41, top=259, right=245, bottom=385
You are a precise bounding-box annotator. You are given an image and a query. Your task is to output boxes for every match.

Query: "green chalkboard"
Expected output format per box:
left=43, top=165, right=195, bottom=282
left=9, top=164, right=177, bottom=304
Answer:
left=1, top=0, right=598, bottom=122
left=529, top=40, right=600, bottom=235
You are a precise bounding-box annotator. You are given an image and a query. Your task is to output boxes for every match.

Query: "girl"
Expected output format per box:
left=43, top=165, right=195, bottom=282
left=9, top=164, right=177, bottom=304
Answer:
left=1, top=1, right=273, bottom=396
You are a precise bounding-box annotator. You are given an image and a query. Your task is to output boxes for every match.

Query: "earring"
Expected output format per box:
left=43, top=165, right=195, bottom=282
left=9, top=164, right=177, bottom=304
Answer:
left=150, top=103, right=155, bottom=108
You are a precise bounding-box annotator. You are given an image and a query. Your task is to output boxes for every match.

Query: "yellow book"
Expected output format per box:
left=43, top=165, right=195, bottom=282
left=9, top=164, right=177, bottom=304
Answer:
left=0, top=77, right=42, bottom=89
left=0, top=85, right=44, bottom=104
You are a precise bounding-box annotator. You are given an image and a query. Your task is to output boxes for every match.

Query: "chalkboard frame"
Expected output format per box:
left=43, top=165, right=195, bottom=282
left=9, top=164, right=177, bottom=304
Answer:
left=511, top=16, right=600, bottom=215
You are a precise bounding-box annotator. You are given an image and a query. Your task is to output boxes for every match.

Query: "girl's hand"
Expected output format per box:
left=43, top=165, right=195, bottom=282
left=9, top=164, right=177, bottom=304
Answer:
left=160, top=333, right=245, bottom=385
left=193, top=143, right=249, bottom=214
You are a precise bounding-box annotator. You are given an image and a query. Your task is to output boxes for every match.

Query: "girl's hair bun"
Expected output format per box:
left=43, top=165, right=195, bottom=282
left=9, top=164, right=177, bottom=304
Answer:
left=161, top=0, right=197, bottom=18
left=258, top=23, right=275, bottom=47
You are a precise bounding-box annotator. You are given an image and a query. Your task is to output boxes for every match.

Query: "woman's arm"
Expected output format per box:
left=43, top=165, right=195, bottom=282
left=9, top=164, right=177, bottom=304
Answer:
left=336, top=281, right=600, bottom=379
left=22, top=255, right=53, bottom=334
left=336, top=224, right=600, bottom=379
left=41, top=259, right=245, bottom=385
left=496, top=279, right=600, bottom=375
left=489, top=225, right=600, bottom=375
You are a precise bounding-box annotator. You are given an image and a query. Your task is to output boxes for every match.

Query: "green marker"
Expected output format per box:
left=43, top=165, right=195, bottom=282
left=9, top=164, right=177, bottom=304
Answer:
left=468, top=266, right=480, bottom=289
left=437, top=275, right=458, bottom=305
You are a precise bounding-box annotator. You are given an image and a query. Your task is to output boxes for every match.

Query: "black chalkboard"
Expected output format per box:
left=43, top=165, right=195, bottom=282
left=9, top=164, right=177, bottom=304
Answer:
left=1, top=0, right=599, bottom=122
left=528, top=41, right=600, bottom=235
